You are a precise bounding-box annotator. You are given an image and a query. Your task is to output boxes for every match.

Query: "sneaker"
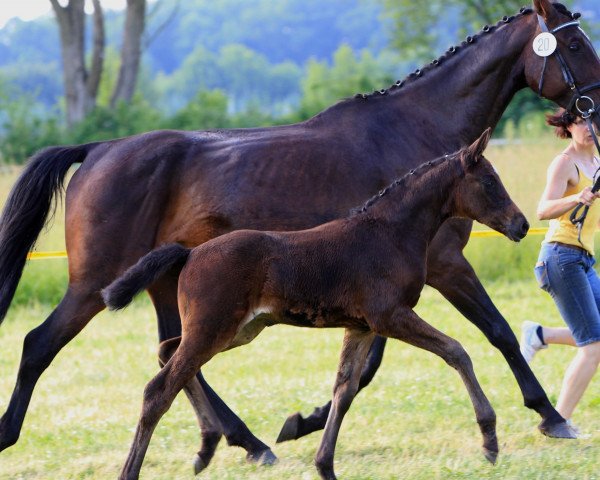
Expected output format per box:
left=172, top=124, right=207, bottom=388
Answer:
left=520, top=320, right=547, bottom=363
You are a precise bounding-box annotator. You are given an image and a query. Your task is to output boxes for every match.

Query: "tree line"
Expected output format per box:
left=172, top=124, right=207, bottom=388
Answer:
left=0, top=0, right=598, bottom=164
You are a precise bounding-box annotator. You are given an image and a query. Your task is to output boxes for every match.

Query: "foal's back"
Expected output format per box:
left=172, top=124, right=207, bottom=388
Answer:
left=178, top=209, right=421, bottom=337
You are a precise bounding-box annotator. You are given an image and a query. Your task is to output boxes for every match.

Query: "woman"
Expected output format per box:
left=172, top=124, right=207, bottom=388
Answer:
left=520, top=108, right=600, bottom=435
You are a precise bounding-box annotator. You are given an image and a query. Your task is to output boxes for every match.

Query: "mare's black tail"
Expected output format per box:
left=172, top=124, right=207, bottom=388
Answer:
left=0, top=144, right=98, bottom=323
left=102, top=244, right=191, bottom=311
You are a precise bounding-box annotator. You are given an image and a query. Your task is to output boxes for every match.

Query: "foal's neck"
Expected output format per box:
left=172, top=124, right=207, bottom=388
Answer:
left=364, top=157, right=462, bottom=245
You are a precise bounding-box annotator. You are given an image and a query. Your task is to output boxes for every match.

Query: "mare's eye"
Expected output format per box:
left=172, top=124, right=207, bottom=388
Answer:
left=569, top=42, right=581, bottom=52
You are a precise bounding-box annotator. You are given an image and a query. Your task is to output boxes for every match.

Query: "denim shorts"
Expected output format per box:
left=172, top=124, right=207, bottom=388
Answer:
left=535, top=242, right=600, bottom=346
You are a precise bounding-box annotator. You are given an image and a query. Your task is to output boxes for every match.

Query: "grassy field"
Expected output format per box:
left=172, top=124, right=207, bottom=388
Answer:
left=0, top=285, right=598, bottom=479
left=0, top=140, right=599, bottom=479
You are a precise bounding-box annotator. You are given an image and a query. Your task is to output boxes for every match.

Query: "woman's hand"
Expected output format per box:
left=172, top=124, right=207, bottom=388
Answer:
left=576, top=186, right=600, bottom=206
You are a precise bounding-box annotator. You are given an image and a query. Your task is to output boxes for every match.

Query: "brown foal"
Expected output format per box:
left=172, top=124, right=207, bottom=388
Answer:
left=103, top=130, right=529, bottom=480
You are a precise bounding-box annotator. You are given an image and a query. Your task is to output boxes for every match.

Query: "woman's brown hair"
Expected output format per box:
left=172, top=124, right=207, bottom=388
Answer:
left=546, top=108, right=578, bottom=139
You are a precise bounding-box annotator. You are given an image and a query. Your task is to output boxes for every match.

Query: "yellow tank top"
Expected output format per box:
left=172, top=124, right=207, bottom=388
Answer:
left=544, top=165, right=600, bottom=255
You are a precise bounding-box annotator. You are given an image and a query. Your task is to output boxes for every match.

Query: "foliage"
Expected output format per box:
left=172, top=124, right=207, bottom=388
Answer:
left=157, top=43, right=302, bottom=115
left=66, top=96, right=163, bottom=144
left=380, top=0, right=599, bottom=63
left=168, top=89, right=230, bottom=130
left=296, top=44, right=399, bottom=120
left=0, top=80, right=62, bottom=164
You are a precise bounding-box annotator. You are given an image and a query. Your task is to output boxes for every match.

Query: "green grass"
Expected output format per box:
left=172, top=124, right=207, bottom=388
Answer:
left=0, top=283, right=598, bottom=479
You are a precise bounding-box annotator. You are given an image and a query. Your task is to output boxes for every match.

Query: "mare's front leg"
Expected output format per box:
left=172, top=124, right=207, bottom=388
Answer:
left=425, top=219, right=573, bottom=438
left=374, top=306, right=498, bottom=463
left=315, top=329, right=375, bottom=480
left=148, top=277, right=276, bottom=472
left=277, top=335, right=387, bottom=443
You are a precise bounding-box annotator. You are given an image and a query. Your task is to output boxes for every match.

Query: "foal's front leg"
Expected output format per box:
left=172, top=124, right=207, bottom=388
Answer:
left=375, top=307, right=498, bottom=464
left=315, top=329, right=375, bottom=480
left=425, top=220, right=571, bottom=438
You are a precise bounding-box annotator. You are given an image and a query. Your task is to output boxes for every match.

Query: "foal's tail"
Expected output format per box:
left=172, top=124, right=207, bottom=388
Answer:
left=0, top=143, right=99, bottom=324
left=102, top=243, right=191, bottom=311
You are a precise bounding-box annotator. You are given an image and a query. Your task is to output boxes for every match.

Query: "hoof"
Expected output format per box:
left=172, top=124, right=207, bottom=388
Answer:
left=538, top=419, right=578, bottom=439
left=0, top=423, right=19, bottom=453
left=316, top=464, right=337, bottom=480
left=246, top=448, right=278, bottom=466
left=276, top=412, right=303, bottom=443
left=193, top=454, right=207, bottom=475
left=483, top=447, right=498, bottom=465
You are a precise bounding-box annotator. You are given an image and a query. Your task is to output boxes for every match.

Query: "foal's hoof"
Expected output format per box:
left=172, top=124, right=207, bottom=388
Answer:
left=246, top=448, right=278, bottom=466
left=538, top=419, right=577, bottom=439
left=276, top=412, right=303, bottom=443
left=483, top=447, right=498, bottom=465
left=315, top=464, right=338, bottom=480
left=193, top=454, right=207, bottom=475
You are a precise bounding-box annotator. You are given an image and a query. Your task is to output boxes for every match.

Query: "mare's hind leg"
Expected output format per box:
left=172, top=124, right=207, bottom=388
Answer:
left=315, top=329, right=375, bottom=480
left=277, top=336, right=387, bottom=443
left=0, top=286, right=104, bottom=451
left=375, top=306, right=498, bottom=463
left=425, top=219, right=572, bottom=438
left=148, top=277, right=276, bottom=471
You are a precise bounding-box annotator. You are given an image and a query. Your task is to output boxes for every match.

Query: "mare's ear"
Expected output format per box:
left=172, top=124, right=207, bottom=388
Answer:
left=462, top=128, right=492, bottom=169
left=533, top=0, right=557, bottom=22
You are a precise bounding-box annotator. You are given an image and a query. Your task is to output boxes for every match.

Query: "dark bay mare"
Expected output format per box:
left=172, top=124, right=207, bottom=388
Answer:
left=102, top=131, right=528, bottom=480
left=0, top=0, right=599, bottom=468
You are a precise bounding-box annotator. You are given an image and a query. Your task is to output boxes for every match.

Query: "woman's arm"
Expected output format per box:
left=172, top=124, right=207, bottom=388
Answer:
left=537, top=155, right=598, bottom=220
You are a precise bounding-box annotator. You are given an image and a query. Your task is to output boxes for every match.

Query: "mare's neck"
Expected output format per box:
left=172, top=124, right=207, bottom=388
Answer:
left=323, top=12, right=535, bottom=153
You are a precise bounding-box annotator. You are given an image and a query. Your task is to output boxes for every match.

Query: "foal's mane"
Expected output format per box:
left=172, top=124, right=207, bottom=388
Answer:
left=341, top=3, right=578, bottom=103
left=351, top=151, right=462, bottom=216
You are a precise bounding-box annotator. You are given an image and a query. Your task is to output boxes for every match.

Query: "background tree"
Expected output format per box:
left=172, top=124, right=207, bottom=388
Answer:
left=49, top=0, right=145, bottom=126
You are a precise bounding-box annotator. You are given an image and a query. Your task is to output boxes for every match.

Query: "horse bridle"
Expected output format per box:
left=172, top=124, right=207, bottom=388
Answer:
left=536, top=15, right=600, bottom=122
left=536, top=14, right=600, bottom=233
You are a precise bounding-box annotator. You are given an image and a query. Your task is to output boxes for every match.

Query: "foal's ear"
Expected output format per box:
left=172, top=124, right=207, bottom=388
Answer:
left=533, top=0, right=558, bottom=22
left=462, top=128, right=492, bottom=169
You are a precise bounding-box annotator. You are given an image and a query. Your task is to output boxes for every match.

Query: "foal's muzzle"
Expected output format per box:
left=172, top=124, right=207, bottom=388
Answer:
left=506, top=214, right=530, bottom=242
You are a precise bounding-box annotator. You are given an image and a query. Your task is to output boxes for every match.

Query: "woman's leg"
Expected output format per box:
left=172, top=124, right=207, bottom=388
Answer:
left=543, top=247, right=600, bottom=420
left=542, top=326, right=576, bottom=346
left=556, top=341, right=600, bottom=419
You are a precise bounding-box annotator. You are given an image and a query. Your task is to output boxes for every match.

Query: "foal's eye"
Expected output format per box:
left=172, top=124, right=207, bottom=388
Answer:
left=569, top=42, right=581, bottom=52
left=482, top=177, right=496, bottom=189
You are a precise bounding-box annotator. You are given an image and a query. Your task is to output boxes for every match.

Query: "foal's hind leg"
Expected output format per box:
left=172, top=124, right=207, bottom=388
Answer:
left=277, top=335, right=387, bottom=443
left=121, top=337, right=217, bottom=480
left=157, top=337, right=222, bottom=474
left=375, top=307, right=498, bottom=463
left=148, top=277, right=276, bottom=471
left=314, top=329, right=375, bottom=480
left=0, top=286, right=104, bottom=451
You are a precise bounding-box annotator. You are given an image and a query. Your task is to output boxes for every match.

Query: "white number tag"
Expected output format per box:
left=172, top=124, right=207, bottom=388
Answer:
left=533, top=32, right=557, bottom=57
